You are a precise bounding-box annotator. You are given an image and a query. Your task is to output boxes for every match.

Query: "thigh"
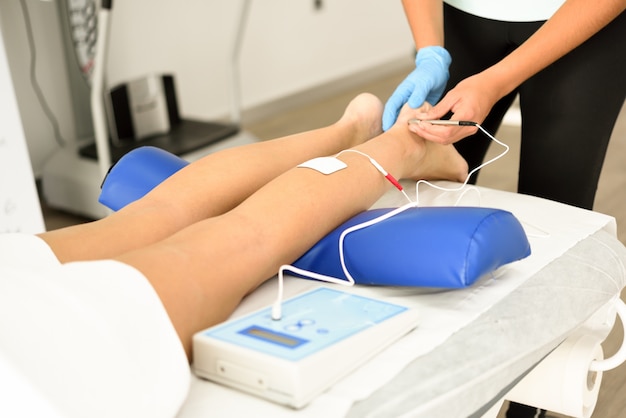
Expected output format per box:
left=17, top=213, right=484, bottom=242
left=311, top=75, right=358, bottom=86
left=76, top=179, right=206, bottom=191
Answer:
left=518, top=11, right=626, bottom=209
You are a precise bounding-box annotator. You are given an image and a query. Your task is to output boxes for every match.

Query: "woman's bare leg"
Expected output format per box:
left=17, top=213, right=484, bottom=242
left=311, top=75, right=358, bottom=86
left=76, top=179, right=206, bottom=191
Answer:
left=115, top=103, right=468, bottom=358
left=40, top=94, right=385, bottom=263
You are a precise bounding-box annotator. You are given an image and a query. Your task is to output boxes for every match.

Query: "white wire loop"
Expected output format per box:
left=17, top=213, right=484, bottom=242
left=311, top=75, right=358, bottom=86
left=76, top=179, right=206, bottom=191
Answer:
left=415, top=124, right=509, bottom=206
left=272, top=122, right=507, bottom=320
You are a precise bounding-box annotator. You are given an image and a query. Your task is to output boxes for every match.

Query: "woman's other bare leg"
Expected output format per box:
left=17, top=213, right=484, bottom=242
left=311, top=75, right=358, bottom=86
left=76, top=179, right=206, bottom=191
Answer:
left=40, top=94, right=384, bottom=262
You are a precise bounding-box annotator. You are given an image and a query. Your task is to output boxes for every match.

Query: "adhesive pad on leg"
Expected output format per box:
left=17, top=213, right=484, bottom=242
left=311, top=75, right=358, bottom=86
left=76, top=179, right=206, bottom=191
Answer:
left=298, top=157, right=348, bottom=175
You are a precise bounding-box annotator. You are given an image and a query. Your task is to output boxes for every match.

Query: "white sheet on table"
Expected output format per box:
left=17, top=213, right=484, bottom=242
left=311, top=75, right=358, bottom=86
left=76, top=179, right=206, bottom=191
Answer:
left=177, top=183, right=616, bottom=418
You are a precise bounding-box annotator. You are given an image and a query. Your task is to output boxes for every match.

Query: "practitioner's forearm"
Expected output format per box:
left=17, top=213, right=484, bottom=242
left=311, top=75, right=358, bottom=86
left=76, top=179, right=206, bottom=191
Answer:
left=402, top=0, right=444, bottom=49
left=480, top=0, right=626, bottom=102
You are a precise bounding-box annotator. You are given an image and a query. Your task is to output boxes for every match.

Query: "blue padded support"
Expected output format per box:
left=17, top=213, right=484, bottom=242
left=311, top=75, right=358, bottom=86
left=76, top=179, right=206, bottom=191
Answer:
left=99, top=146, right=189, bottom=211
left=292, top=206, right=531, bottom=288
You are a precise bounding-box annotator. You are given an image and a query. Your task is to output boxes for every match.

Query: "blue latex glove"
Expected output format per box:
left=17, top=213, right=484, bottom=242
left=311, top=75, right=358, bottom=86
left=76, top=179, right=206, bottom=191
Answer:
left=382, top=46, right=451, bottom=131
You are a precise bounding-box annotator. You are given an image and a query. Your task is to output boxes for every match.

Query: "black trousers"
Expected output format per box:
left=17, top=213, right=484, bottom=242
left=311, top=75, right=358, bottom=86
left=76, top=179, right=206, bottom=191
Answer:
left=443, top=4, right=626, bottom=210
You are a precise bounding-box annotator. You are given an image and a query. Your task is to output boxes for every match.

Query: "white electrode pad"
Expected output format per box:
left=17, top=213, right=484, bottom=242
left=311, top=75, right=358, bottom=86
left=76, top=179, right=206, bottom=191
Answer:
left=193, top=287, right=419, bottom=408
left=297, top=157, right=347, bottom=175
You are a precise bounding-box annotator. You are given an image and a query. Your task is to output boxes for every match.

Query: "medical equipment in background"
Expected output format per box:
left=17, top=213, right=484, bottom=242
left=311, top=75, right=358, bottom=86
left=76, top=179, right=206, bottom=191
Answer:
left=41, top=0, right=256, bottom=219
left=193, top=287, right=420, bottom=408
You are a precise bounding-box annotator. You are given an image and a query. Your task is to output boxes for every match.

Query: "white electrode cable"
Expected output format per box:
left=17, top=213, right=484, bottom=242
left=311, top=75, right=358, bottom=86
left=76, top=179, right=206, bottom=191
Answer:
left=272, top=265, right=356, bottom=320
left=408, top=120, right=554, bottom=238
left=407, top=120, right=510, bottom=207
left=273, top=122, right=508, bottom=320
left=336, top=150, right=413, bottom=204
left=272, top=203, right=418, bottom=320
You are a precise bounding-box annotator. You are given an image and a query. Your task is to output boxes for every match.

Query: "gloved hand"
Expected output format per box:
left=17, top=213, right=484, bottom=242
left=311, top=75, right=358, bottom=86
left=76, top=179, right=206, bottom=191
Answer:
left=382, top=46, right=451, bottom=131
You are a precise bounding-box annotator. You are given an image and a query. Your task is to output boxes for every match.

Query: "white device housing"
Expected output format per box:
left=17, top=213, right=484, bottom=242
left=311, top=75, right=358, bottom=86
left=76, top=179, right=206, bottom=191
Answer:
left=193, top=287, right=419, bottom=408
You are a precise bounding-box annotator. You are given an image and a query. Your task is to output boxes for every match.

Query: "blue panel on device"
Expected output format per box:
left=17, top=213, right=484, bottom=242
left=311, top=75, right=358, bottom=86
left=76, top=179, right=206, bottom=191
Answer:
left=202, top=288, right=408, bottom=362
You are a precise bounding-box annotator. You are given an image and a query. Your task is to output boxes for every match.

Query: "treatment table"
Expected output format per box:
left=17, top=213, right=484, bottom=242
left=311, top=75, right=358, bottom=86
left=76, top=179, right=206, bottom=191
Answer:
left=177, top=183, right=626, bottom=418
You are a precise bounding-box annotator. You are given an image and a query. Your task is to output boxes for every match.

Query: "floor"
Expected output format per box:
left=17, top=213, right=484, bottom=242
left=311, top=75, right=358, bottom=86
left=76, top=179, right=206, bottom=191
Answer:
left=41, top=68, right=626, bottom=417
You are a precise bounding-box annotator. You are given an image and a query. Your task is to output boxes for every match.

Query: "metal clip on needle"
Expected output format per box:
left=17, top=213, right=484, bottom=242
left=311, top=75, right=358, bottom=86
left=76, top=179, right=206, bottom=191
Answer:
left=408, top=118, right=477, bottom=126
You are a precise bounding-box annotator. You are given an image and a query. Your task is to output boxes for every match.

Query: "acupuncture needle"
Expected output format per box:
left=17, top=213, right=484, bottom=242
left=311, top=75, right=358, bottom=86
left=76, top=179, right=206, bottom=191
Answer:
left=408, top=118, right=477, bottom=126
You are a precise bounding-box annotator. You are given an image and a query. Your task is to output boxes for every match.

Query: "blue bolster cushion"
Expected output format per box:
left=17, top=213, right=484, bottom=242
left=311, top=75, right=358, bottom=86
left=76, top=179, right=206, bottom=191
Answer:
left=292, top=206, right=531, bottom=288
left=99, top=146, right=189, bottom=211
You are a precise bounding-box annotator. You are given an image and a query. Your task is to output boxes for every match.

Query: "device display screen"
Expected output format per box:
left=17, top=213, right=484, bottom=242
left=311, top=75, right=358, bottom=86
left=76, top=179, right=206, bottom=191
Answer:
left=239, top=326, right=308, bottom=349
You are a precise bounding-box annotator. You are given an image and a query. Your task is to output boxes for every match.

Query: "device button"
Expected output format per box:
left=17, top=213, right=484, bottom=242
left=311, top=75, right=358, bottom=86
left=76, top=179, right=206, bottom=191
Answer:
left=216, top=360, right=269, bottom=390
left=284, top=318, right=316, bottom=332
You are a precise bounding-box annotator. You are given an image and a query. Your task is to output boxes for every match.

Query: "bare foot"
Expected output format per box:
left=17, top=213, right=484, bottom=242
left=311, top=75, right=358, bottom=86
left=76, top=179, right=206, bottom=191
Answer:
left=410, top=139, right=469, bottom=183
left=388, top=103, right=469, bottom=183
left=336, top=93, right=384, bottom=148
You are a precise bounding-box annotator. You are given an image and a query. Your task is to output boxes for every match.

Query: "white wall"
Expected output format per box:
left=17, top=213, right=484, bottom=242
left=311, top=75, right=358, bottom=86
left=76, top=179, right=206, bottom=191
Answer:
left=2, top=0, right=414, bottom=176
left=0, top=15, right=45, bottom=234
